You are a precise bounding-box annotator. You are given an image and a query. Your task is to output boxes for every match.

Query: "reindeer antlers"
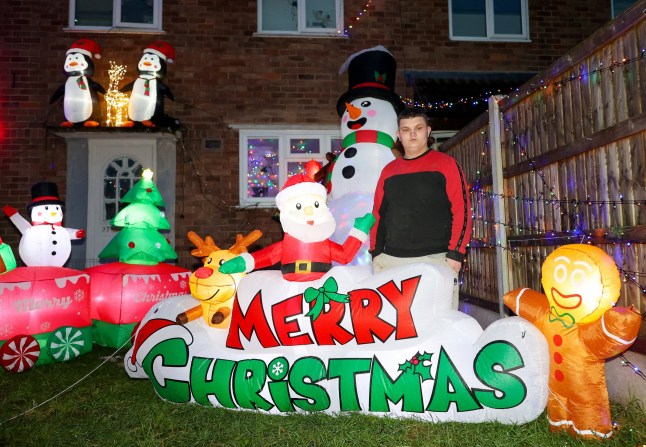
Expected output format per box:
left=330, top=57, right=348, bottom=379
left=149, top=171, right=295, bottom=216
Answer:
left=230, top=230, right=262, bottom=255
left=187, top=231, right=221, bottom=258
left=187, top=230, right=262, bottom=257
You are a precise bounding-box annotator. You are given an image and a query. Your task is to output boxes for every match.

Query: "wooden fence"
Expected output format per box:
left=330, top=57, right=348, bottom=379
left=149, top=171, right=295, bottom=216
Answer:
left=443, top=3, right=646, bottom=351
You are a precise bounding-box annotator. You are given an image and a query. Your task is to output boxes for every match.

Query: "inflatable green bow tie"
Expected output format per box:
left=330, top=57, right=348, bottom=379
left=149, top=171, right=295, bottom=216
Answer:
left=303, top=277, right=349, bottom=321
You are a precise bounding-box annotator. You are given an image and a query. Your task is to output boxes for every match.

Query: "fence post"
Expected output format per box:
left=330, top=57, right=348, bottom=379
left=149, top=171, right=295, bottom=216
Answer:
left=488, top=95, right=509, bottom=318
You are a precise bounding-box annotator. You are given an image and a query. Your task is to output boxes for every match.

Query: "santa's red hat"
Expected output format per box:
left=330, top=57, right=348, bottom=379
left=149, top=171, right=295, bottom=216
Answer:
left=144, top=41, right=175, bottom=63
left=276, top=174, right=327, bottom=209
left=66, top=38, right=101, bottom=59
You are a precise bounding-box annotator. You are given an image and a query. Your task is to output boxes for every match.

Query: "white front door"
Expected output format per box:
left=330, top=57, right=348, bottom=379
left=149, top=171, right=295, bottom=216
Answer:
left=86, top=139, right=157, bottom=266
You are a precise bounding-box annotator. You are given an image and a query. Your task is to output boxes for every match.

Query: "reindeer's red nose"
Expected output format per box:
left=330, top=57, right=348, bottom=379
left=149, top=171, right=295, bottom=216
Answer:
left=194, top=267, right=213, bottom=279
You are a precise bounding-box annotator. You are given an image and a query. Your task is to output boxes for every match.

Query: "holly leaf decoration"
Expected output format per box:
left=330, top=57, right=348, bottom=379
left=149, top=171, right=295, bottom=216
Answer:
left=413, top=352, right=433, bottom=381
left=398, top=360, right=414, bottom=373
left=398, top=352, right=433, bottom=381
left=374, top=71, right=387, bottom=84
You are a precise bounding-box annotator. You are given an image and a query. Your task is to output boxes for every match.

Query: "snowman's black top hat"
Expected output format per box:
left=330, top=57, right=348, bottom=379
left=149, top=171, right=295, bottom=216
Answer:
left=28, top=181, right=65, bottom=211
left=336, top=46, right=404, bottom=117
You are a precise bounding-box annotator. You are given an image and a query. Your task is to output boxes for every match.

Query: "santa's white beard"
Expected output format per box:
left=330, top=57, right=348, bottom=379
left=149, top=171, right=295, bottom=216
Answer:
left=281, top=212, right=336, bottom=243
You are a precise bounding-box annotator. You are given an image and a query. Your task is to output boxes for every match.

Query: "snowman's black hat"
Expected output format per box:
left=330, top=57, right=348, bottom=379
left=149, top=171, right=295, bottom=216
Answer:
left=336, top=46, right=404, bottom=117
left=28, top=182, right=65, bottom=211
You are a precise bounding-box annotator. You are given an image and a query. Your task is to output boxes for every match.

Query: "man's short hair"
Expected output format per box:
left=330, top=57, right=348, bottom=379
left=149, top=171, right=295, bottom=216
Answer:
left=397, top=106, right=430, bottom=127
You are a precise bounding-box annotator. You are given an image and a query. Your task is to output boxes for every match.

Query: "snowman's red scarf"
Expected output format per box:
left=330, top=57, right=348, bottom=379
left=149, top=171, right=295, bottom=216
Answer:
left=31, top=221, right=62, bottom=226
left=341, top=130, right=395, bottom=149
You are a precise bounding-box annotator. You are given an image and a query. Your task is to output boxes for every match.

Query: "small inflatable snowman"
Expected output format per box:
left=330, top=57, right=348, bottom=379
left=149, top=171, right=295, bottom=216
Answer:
left=3, top=182, right=85, bottom=267
left=328, top=46, right=404, bottom=267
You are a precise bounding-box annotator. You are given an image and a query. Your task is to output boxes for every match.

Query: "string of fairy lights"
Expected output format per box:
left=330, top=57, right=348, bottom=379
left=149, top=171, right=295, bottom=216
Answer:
left=467, top=131, right=646, bottom=300
left=339, top=0, right=373, bottom=37
left=459, top=42, right=646, bottom=294
left=458, top=47, right=646, bottom=380
left=401, top=48, right=646, bottom=111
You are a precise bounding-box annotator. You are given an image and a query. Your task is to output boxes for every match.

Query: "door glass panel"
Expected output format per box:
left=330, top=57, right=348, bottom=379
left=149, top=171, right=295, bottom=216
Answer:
left=103, top=156, right=143, bottom=221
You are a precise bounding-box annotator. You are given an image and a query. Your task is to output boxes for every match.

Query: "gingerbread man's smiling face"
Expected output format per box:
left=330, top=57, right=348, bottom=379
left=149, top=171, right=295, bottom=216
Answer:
left=541, top=245, right=620, bottom=325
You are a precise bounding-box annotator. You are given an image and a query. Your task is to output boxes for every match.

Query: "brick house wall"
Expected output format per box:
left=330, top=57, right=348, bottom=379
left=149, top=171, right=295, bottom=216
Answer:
left=0, top=0, right=613, bottom=266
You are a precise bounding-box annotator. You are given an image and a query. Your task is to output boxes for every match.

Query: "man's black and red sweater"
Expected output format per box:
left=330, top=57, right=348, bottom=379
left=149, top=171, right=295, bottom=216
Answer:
left=370, top=149, right=472, bottom=263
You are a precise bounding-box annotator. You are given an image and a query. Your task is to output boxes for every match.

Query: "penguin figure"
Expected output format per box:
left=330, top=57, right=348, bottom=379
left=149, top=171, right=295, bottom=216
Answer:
left=122, top=41, right=175, bottom=128
left=327, top=46, right=404, bottom=267
left=50, top=39, right=106, bottom=127
left=2, top=182, right=85, bottom=267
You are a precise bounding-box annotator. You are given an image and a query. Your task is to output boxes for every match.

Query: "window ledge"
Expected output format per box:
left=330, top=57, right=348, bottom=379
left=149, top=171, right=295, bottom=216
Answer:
left=236, top=203, right=278, bottom=210
left=48, top=126, right=180, bottom=140
left=63, top=27, right=166, bottom=35
left=253, top=31, right=347, bottom=39
left=450, top=36, right=531, bottom=43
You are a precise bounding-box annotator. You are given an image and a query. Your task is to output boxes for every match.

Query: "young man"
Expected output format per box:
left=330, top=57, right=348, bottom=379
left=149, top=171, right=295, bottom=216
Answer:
left=370, top=107, right=472, bottom=309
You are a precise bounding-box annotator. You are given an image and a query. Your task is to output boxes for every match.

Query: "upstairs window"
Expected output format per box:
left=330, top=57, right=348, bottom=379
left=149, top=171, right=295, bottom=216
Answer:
left=69, top=0, right=163, bottom=31
left=258, top=0, right=343, bottom=36
left=449, top=0, right=529, bottom=42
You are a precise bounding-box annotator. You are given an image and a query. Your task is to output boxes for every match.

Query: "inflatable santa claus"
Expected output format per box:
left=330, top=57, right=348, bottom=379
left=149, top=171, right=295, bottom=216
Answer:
left=219, top=174, right=374, bottom=282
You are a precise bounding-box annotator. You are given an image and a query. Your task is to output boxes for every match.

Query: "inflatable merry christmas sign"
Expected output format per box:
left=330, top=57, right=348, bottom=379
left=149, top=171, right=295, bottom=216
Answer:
left=126, top=262, right=550, bottom=423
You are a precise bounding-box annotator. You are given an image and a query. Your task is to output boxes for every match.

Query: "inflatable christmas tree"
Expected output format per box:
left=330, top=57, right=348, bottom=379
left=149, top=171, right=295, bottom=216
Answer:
left=87, top=169, right=189, bottom=347
left=98, top=169, right=177, bottom=264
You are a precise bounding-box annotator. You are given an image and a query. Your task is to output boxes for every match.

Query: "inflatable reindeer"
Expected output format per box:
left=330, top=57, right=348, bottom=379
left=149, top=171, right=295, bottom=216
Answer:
left=176, top=230, right=261, bottom=329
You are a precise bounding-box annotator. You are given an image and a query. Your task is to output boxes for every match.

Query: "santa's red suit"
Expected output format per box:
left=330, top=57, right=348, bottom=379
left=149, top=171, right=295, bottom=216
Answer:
left=247, top=232, right=363, bottom=282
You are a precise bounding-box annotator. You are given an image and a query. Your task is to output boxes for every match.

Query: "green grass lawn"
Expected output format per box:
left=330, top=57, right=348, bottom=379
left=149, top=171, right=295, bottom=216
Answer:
left=1, top=346, right=644, bottom=447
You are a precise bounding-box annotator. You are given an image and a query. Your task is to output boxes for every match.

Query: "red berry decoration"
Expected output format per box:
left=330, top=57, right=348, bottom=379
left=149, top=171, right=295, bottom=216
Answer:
left=128, top=241, right=135, bottom=248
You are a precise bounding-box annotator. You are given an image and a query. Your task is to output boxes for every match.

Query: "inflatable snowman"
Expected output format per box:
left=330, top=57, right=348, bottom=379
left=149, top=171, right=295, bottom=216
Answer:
left=3, top=182, right=85, bottom=267
left=327, top=46, right=404, bottom=267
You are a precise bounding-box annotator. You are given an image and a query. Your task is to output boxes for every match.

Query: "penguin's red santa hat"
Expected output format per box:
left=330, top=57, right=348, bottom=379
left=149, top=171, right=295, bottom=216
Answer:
left=275, top=174, right=327, bottom=210
left=66, top=38, right=101, bottom=59
left=144, top=41, right=175, bottom=64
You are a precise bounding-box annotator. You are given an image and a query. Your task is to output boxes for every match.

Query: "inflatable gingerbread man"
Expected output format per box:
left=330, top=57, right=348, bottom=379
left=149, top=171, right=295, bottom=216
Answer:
left=503, top=244, right=641, bottom=439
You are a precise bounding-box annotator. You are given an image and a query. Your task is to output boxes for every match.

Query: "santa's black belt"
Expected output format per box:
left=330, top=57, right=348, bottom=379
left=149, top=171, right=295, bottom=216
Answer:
left=281, top=260, right=332, bottom=275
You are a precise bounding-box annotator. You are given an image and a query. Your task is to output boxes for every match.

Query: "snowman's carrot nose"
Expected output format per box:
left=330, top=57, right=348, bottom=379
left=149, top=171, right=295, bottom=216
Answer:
left=345, top=102, right=362, bottom=120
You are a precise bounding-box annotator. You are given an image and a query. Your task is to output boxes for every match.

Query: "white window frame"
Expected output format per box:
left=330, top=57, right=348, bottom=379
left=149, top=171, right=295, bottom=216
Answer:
left=256, top=0, right=344, bottom=37
left=449, top=0, right=529, bottom=42
left=237, top=127, right=341, bottom=208
left=68, top=0, right=163, bottom=32
left=430, top=130, right=458, bottom=151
